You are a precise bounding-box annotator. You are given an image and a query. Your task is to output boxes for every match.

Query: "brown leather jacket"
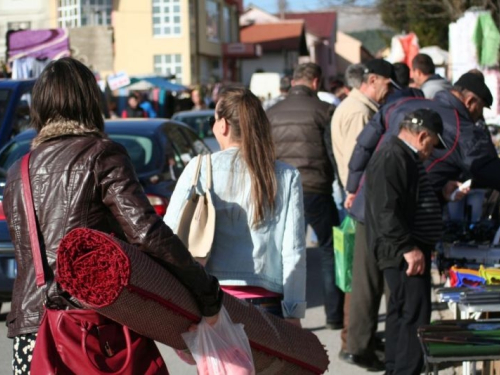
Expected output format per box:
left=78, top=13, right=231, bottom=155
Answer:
left=4, top=126, right=222, bottom=338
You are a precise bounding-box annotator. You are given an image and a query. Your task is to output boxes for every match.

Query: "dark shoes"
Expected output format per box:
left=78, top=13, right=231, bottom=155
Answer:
left=325, top=321, right=343, bottom=330
left=338, top=349, right=385, bottom=372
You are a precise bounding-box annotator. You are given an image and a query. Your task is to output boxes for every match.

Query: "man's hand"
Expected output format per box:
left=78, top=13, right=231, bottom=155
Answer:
left=403, top=249, right=425, bottom=276
left=443, top=180, right=470, bottom=202
left=344, top=193, right=356, bottom=209
left=188, top=312, right=219, bottom=332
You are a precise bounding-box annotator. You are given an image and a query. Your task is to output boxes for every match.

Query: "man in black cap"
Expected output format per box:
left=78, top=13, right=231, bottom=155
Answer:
left=333, top=59, right=398, bottom=371
left=364, top=109, right=467, bottom=375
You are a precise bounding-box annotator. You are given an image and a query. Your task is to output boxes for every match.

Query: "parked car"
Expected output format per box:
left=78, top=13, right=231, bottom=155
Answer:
left=0, top=79, right=36, bottom=148
left=172, top=109, right=219, bottom=152
left=0, top=119, right=211, bottom=308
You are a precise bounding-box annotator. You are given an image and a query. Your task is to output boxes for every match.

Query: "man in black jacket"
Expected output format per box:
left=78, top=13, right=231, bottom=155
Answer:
left=267, top=63, right=343, bottom=329
left=365, top=109, right=465, bottom=375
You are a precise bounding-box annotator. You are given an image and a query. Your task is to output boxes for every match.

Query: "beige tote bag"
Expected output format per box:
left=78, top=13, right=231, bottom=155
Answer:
left=176, top=154, right=215, bottom=266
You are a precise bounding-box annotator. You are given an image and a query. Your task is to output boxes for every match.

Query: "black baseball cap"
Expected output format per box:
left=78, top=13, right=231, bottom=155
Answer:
left=364, top=59, right=401, bottom=89
left=404, top=108, right=447, bottom=149
left=455, top=72, right=493, bottom=108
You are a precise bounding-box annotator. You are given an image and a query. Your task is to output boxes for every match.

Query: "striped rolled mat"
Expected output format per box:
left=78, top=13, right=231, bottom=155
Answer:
left=56, top=228, right=329, bottom=374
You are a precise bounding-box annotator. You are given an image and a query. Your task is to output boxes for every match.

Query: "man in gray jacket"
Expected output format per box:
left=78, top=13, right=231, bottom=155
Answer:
left=412, top=54, right=452, bottom=99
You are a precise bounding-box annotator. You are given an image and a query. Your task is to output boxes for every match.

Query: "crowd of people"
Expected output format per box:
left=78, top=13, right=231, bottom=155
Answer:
left=307, top=54, right=496, bottom=375
left=115, top=84, right=220, bottom=120
left=4, top=53, right=500, bottom=375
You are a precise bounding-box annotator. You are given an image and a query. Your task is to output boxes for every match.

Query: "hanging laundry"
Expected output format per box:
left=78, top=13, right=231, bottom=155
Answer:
left=399, top=33, right=420, bottom=67
left=386, top=33, right=420, bottom=67
left=387, top=35, right=405, bottom=63
left=12, top=57, right=35, bottom=79
left=449, top=11, right=480, bottom=82
left=11, top=57, right=51, bottom=79
left=31, top=58, right=51, bottom=78
left=7, top=29, right=70, bottom=62
left=473, top=13, right=500, bottom=67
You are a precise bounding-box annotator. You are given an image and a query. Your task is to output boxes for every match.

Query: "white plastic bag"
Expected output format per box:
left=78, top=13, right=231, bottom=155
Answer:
left=181, top=306, right=255, bottom=375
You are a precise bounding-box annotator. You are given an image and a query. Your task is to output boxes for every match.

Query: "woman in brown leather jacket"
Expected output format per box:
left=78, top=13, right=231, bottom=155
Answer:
left=3, top=57, right=222, bottom=373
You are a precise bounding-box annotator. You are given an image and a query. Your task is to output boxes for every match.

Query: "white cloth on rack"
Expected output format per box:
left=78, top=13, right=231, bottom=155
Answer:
left=12, top=57, right=34, bottom=79
left=11, top=57, right=51, bottom=79
left=449, top=11, right=481, bottom=82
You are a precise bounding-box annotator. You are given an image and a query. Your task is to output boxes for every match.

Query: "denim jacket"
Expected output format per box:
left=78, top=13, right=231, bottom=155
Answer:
left=164, top=147, right=307, bottom=318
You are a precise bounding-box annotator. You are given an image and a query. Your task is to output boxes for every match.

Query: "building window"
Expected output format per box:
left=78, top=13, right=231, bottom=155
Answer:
left=152, top=0, right=182, bottom=37
left=206, top=0, right=220, bottom=43
left=58, top=0, right=81, bottom=28
left=223, top=6, right=231, bottom=43
left=57, top=0, right=112, bottom=28
left=7, top=21, right=31, bottom=31
left=154, top=54, right=182, bottom=83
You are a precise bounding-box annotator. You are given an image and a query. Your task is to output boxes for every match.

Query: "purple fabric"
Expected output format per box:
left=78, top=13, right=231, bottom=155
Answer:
left=7, top=29, right=70, bottom=61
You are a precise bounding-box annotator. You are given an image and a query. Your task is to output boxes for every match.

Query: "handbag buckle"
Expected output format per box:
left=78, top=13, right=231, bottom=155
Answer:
left=104, top=341, right=114, bottom=357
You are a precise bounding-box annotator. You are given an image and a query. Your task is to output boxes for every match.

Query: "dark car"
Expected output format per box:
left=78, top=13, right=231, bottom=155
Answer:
left=0, top=119, right=211, bottom=308
left=172, top=109, right=219, bottom=152
left=0, top=79, right=36, bottom=147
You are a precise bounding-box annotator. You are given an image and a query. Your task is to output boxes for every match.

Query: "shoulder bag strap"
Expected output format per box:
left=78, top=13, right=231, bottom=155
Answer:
left=190, top=155, right=203, bottom=188
left=205, top=154, right=212, bottom=191
left=21, top=153, right=46, bottom=287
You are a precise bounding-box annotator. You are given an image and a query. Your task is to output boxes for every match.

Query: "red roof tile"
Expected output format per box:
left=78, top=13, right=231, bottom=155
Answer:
left=284, top=12, right=336, bottom=39
left=240, top=21, right=304, bottom=44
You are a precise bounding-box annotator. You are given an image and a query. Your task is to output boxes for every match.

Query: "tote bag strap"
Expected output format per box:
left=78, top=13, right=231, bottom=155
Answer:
left=190, top=155, right=203, bottom=188
left=205, top=154, right=212, bottom=191
left=21, top=153, right=46, bottom=287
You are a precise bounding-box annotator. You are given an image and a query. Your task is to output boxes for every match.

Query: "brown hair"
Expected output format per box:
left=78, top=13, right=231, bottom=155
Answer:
left=216, top=86, right=277, bottom=226
left=411, top=54, right=435, bottom=75
left=31, top=57, right=104, bottom=132
left=293, top=62, right=322, bottom=84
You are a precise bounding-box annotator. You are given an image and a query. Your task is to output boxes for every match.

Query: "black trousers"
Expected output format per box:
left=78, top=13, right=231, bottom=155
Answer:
left=384, top=251, right=432, bottom=375
left=346, top=222, right=387, bottom=355
left=303, top=192, right=344, bottom=324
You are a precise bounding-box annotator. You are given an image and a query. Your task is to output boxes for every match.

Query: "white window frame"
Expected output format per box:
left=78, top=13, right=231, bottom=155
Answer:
left=152, top=0, right=182, bottom=38
left=154, top=54, right=183, bottom=84
left=58, top=0, right=81, bottom=28
left=57, top=0, right=112, bottom=28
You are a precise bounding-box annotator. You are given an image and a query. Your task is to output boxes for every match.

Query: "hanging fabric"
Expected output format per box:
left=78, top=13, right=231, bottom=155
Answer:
left=473, top=13, right=500, bottom=67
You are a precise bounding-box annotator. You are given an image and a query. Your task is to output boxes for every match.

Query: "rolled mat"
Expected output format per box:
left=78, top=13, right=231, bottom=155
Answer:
left=56, top=228, right=329, bottom=374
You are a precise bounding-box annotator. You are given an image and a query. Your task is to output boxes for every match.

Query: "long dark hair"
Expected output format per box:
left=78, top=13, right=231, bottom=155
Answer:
left=31, top=57, right=104, bottom=132
left=216, top=86, right=277, bottom=226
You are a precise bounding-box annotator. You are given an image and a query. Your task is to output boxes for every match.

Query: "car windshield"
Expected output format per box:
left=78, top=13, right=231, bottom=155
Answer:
left=0, top=89, right=11, bottom=124
left=174, top=113, right=214, bottom=139
left=0, top=133, right=156, bottom=178
left=109, top=134, right=156, bottom=174
left=0, top=138, right=31, bottom=177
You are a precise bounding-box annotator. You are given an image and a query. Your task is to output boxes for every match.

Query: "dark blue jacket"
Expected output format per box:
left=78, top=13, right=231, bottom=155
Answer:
left=348, top=90, right=500, bottom=223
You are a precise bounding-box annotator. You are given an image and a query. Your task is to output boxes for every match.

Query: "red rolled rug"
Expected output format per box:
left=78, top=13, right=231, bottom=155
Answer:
left=56, top=228, right=330, bottom=374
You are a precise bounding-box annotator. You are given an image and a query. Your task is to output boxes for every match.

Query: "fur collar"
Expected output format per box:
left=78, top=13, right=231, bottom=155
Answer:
left=31, top=120, right=106, bottom=150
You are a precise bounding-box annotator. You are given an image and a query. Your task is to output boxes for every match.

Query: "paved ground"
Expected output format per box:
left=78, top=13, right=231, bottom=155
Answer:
left=0, top=247, right=460, bottom=374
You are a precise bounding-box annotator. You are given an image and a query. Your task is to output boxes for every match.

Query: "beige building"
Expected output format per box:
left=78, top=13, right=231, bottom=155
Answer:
left=112, top=0, right=241, bottom=85
left=335, top=31, right=373, bottom=75
left=46, top=0, right=241, bottom=84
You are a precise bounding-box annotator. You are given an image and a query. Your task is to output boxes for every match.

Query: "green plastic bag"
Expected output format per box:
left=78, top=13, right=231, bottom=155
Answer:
left=333, top=216, right=356, bottom=293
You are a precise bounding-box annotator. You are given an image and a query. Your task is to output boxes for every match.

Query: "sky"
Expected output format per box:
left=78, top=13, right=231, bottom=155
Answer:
left=243, top=0, right=332, bottom=13
left=243, top=0, right=375, bottom=13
